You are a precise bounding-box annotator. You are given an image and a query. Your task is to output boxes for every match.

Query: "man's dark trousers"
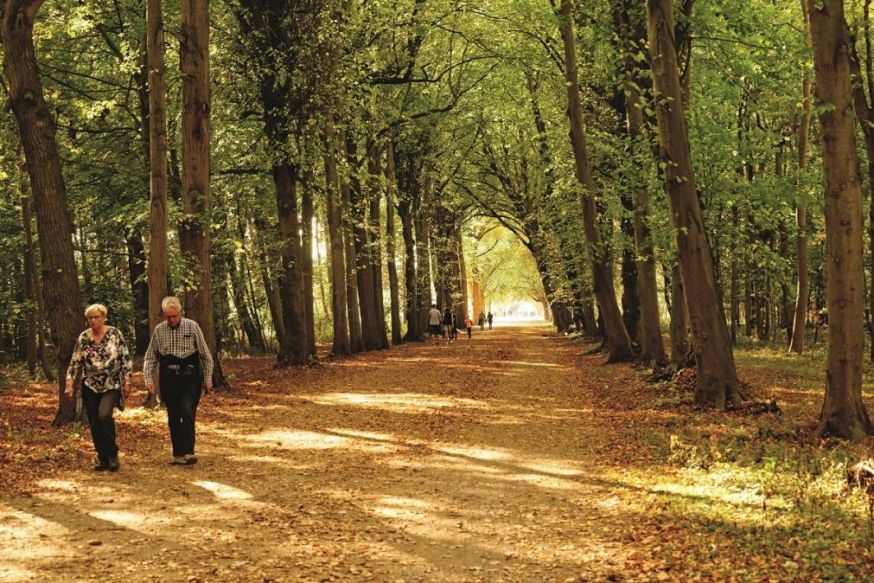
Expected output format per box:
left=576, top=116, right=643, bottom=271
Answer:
left=160, top=373, right=202, bottom=457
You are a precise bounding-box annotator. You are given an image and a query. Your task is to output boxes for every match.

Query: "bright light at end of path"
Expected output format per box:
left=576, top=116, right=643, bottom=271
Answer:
left=193, top=481, right=254, bottom=500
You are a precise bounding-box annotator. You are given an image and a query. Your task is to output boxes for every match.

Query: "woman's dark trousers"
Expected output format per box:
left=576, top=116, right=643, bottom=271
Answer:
left=83, top=388, right=120, bottom=462
left=160, top=374, right=202, bottom=457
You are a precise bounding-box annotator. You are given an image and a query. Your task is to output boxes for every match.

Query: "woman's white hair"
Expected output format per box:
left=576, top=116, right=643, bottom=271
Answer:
left=84, top=303, right=108, bottom=317
left=161, top=296, right=183, bottom=312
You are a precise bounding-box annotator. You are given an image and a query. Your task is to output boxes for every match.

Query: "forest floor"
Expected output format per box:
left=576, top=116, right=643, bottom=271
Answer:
left=1, top=326, right=873, bottom=582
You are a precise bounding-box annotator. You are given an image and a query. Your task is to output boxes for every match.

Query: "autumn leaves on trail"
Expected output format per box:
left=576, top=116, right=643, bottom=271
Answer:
left=3, top=327, right=872, bottom=581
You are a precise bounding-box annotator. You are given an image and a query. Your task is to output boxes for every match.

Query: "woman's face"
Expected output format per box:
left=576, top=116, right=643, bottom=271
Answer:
left=86, top=312, right=106, bottom=332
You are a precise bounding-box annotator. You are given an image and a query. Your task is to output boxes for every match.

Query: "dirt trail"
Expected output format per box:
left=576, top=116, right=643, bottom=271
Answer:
left=1, top=327, right=654, bottom=582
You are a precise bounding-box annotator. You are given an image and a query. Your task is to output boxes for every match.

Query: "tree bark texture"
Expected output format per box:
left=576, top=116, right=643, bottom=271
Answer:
left=323, top=126, right=351, bottom=355
left=613, top=0, right=668, bottom=367
left=558, top=0, right=634, bottom=362
left=146, top=0, right=169, bottom=334
left=384, top=141, right=403, bottom=346
left=648, top=0, right=742, bottom=407
left=3, top=0, right=84, bottom=423
left=179, top=0, right=223, bottom=383
left=806, top=0, right=872, bottom=440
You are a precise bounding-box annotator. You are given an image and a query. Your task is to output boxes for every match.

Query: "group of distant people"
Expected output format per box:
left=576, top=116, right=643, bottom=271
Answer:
left=65, top=296, right=212, bottom=472
left=427, top=304, right=493, bottom=342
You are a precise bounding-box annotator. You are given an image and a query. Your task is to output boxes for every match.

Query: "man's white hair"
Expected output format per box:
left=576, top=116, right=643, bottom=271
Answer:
left=161, top=296, right=183, bottom=312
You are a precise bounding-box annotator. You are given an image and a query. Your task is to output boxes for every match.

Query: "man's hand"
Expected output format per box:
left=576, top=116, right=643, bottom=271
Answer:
left=203, top=382, right=213, bottom=395
left=146, top=384, right=156, bottom=395
left=64, top=379, right=74, bottom=400
left=123, top=379, right=132, bottom=399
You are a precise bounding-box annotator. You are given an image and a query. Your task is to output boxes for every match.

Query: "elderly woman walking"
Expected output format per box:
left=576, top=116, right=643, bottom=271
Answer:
left=65, top=304, right=132, bottom=472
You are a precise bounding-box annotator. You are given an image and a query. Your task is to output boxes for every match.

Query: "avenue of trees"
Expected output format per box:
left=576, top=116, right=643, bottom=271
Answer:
left=0, top=0, right=872, bottom=440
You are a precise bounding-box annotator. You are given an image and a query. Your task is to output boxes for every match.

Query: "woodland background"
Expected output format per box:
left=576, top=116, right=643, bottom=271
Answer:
left=0, top=0, right=873, bottom=440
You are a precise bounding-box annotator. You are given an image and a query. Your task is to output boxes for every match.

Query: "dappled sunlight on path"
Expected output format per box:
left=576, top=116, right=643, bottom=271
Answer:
left=7, top=325, right=855, bottom=581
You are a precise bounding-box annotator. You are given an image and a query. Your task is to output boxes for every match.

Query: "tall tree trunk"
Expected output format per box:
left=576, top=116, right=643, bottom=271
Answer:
left=457, top=229, right=470, bottom=323
left=146, top=0, right=169, bottom=334
left=347, top=138, right=380, bottom=350
left=273, top=161, right=310, bottom=365
left=847, top=3, right=874, bottom=361
left=648, top=0, right=742, bottom=407
left=384, top=141, right=403, bottom=345
left=667, top=265, right=691, bottom=368
left=324, top=126, right=351, bottom=355
left=340, top=159, right=364, bottom=352
left=367, top=144, right=389, bottom=349
left=254, top=216, right=287, bottom=350
left=3, top=0, right=83, bottom=423
left=19, top=174, right=37, bottom=376
left=806, top=0, right=872, bottom=440
left=179, top=0, right=223, bottom=384
left=558, top=0, right=634, bottom=361
left=613, top=0, right=668, bottom=367
left=302, top=170, right=318, bottom=358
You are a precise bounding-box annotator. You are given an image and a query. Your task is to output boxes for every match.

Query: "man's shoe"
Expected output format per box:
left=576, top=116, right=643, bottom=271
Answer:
left=93, top=459, right=109, bottom=472
left=170, top=456, right=186, bottom=465
left=184, top=454, right=198, bottom=465
left=108, top=457, right=120, bottom=472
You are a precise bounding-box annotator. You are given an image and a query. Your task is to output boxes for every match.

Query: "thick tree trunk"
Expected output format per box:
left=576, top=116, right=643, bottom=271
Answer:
left=179, top=0, right=223, bottom=384
left=648, top=0, right=741, bottom=407
left=807, top=0, right=872, bottom=440
left=345, top=138, right=380, bottom=350
left=3, top=0, right=83, bottom=423
left=847, top=8, right=874, bottom=361
left=323, top=127, right=351, bottom=356
left=384, top=141, right=403, bottom=345
left=367, top=146, right=389, bottom=349
left=273, top=161, right=310, bottom=365
left=613, top=0, right=668, bottom=367
left=558, top=0, right=634, bottom=362
left=146, top=0, right=169, bottom=334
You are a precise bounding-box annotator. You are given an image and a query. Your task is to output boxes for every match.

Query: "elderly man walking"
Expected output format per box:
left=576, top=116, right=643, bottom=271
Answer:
left=143, top=296, right=214, bottom=465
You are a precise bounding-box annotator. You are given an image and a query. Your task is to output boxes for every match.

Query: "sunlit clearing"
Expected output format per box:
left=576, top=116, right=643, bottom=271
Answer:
left=436, top=445, right=513, bottom=461
left=651, top=482, right=766, bottom=512
left=241, top=430, right=349, bottom=450
left=304, top=392, right=486, bottom=414
left=371, top=496, right=434, bottom=522
left=35, top=479, right=80, bottom=492
left=0, top=507, right=71, bottom=539
left=516, top=461, right=583, bottom=476
left=505, top=360, right=561, bottom=368
left=88, top=510, right=148, bottom=529
left=225, top=454, right=286, bottom=464
left=193, top=480, right=254, bottom=500
left=326, top=428, right=397, bottom=441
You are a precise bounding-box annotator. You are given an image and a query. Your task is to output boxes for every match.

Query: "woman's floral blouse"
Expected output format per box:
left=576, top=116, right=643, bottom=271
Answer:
left=66, top=326, right=132, bottom=409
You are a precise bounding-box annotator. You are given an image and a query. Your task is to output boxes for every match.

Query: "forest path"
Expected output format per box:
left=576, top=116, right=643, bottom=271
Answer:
left=1, top=327, right=658, bottom=582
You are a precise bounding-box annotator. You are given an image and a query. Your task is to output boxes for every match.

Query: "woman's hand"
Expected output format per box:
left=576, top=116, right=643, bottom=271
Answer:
left=64, top=379, right=74, bottom=400
left=123, top=379, right=132, bottom=399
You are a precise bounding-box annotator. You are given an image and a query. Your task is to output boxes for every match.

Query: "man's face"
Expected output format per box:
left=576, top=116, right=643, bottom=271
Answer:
left=164, top=307, right=182, bottom=328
